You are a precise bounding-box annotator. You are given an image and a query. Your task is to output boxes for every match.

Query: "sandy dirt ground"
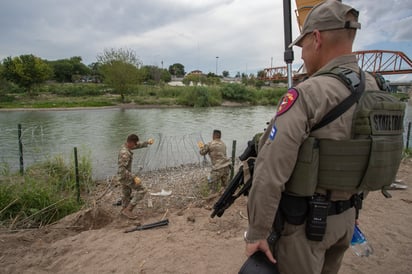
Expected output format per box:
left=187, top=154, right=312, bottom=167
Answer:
left=1, top=159, right=411, bottom=274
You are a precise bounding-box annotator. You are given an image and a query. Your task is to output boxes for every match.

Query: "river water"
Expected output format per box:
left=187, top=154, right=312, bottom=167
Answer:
left=1, top=104, right=411, bottom=180
left=0, top=106, right=277, bottom=179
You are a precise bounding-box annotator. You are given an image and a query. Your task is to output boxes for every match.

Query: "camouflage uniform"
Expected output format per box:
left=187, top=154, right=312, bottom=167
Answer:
left=117, top=142, right=148, bottom=207
left=200, top=139, right=231, bottom=192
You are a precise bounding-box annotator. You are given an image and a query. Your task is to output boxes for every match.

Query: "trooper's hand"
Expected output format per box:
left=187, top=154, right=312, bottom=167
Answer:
left=133, top=176, right=142, bottom=186
left=147, top=138, right=154, bottom=145
left=245, top=239, right=276, bottom=264
left=197, top=141, right=204, bottom=149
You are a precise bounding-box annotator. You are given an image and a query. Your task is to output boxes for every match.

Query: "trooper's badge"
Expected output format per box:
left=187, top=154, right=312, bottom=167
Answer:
left=276, top=88, right=299, bottom=116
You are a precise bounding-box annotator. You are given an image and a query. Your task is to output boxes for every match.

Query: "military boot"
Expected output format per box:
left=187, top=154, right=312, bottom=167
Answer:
left=121, top=203, right=138, bottom=219
left=121, top=197, right=130, bottom=209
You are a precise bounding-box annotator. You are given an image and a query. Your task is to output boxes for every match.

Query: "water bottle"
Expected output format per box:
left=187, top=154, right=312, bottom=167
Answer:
left=350, top=225, right=374, bottom=257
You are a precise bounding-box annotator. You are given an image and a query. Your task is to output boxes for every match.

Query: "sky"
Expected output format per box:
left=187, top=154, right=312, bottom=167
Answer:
left=1, top=0, right=411, bottom=81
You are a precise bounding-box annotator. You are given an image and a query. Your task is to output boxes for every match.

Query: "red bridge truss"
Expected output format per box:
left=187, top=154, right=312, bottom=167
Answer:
left=260, top=50, right=412, bottom=81
left=355, top=50, right=412, bottom=75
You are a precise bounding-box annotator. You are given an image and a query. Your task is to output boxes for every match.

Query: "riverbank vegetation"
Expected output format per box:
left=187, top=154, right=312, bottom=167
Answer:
left=0, top=81, right=287, bottom=109
left=0, top=48, right=289, bottom=109
left=1, top=48, right=408, bottom=110
left=0, top=154, right=93, bottom=229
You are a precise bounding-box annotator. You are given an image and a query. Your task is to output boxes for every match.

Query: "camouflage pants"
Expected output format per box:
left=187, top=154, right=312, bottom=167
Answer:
left=121, top=180, right=147, bottom=207
left=209, top=166, right=230, bottom=193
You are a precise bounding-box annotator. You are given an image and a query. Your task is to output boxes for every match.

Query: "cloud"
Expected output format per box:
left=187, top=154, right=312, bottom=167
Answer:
left=0, top=0, right=410, bottom=79
left=346, top=0, right=412, bottom=47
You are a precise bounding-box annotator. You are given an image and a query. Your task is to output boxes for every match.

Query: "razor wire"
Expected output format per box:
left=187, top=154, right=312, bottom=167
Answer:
left=0, top=125, right=49, bottom=169
left=0, top=124, right=213, bottom=178
left=2, top=117, right=412, bottom=179
left=132, top=132, right=209, bottom=172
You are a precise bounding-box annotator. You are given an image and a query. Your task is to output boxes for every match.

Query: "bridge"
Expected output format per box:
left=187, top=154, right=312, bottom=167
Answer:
left=259, top=50, right=412, bottom=82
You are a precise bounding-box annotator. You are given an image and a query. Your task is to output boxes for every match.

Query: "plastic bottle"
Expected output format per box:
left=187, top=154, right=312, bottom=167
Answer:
left=350, top=224, right=374, bottom=257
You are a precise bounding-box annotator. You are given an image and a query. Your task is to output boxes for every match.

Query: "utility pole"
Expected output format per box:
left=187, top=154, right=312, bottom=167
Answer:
left=215, top=56, right=219, bottom=75
left=283, top=0, right=294, bottom=88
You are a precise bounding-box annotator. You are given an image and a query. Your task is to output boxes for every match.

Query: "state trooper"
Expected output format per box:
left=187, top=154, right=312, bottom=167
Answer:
left=244, top=1, right=384, bottom=273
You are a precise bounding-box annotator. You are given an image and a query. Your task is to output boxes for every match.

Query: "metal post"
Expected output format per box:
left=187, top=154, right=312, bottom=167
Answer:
left=407, top=122, right=411, bottom=149
left=18, top=124, right=24, bottom=175
left=231, top=140, right=237, bottom=179
left=283, top=0, right=294, bottom=88
left=74, top=147, right=80, bottom=203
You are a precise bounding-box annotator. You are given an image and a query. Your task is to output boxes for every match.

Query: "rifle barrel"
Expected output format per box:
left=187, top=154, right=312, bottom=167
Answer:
left=124, top=219, right=169, bottom=233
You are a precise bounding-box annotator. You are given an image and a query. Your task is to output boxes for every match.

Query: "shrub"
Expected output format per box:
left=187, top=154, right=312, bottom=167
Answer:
left=39, top=83, right=105, bottom=97
left=177, top=86, right=221, bottom=107
left=0, top=153, right=93, bottom=228
left=220, top=83, right=254, bottom=102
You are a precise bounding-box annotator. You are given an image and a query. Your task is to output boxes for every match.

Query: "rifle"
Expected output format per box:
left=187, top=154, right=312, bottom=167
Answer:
left=124, top=219, right=169, bottom=233
left=210, top=136, right=259, bottom=218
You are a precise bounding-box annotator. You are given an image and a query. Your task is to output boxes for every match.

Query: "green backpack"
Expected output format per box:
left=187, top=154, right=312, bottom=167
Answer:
left=286, top=68, right=405, bottom=196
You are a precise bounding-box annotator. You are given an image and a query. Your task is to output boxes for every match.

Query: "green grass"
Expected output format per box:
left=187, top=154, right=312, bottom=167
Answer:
left=0, top=153, right=93, bottom=229
left=403, top=148, right=412, bottom=158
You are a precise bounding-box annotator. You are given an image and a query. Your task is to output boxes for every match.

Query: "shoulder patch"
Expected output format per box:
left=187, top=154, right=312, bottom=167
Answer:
left=269, top=124, right=277, bottom=141
left=276, top=88, right=299, bottom=116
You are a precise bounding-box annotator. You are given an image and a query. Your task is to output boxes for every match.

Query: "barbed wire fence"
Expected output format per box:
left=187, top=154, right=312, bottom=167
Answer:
left=1, top=124, right=236, bottom=180
left=1, top=124, right=50, bottom=175
left=134, top=132, right=210, bottom=172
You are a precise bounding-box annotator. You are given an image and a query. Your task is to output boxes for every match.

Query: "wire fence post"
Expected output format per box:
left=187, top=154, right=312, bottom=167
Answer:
left=231, top=140, right=236, bottom=179
left=18, top=123, right=24, bottom=175
left=74, top=147, right=80, bottom=203
left=407, top=122, right=411, bottom=149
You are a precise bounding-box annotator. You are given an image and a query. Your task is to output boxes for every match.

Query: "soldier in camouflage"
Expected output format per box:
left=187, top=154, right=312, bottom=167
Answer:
left=198, top=129, right=231, bottom=193
left=117, top=134, right=154, bottom=219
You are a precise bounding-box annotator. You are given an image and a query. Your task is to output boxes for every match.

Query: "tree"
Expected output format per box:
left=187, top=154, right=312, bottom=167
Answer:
left=206, top=72, right=221, bottom=85
left=97, top=48, right=142, bottom=67
left=1, top=54, right=53, bottom=94
left=88, top=62, right=103, bottom=82
left=140, top=65, right=172, bottom=84
left=168, top=63, right=185, bottom=77
left=160, top=68, right=172, bottom=83
left=49, top=56, right=90, bottom=82
left=96, top=48, right=142, bottom=102
left=222, top=70, right=229, bottom=77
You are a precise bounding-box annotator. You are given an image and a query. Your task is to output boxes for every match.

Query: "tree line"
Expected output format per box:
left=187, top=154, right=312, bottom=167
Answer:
left=0, top=48, right=273, bottom=105
left=0, top=48, right=187, bottom=94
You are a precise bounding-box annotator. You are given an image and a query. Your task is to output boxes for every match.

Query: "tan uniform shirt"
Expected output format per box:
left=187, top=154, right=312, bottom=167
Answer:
left=247, top=55, right=379, bottom=240
left=200, top=139, right=231, bottom=170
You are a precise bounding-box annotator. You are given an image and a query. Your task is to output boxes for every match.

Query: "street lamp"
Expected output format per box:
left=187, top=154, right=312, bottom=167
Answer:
left=216, top=56, right=219, bottom=75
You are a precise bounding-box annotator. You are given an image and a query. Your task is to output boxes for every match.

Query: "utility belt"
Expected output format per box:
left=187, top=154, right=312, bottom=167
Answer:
left=279, top=192, right=362, bottom=242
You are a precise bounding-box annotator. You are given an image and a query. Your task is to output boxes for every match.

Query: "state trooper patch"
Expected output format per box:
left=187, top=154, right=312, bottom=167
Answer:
left=276, top=88, right=299, bottom=116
